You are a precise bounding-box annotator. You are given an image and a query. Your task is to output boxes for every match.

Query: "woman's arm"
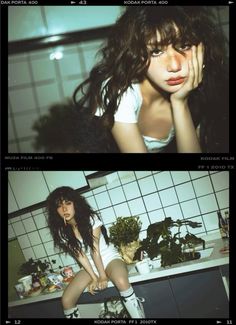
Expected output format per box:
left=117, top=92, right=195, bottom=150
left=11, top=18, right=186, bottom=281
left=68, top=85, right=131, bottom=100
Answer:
left=90, top=226, right=109, bottom=290
left=112, top=122, right=148, bottom=153
left=170, top=44, right=204, bottom=153
left=75, top=250, right=98, bottom=295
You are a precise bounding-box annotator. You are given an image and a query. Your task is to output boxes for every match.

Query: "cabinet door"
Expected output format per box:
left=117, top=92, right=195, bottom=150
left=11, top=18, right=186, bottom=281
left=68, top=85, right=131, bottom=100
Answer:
left=43, top=171, right=88, bottom=192
left=133, top=279, right=179, bottom=318
left=8, top=171, right=50, bottom=211
left=169, top=268, right=229, bottom=318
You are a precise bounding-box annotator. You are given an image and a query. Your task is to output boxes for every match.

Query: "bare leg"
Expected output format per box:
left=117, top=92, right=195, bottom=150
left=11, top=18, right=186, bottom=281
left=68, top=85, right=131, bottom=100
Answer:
left=62, top=269, right=91, bottom=310
left=105, top=258, right=130, bottom=291
left=105, top=259, right=145, bottom=318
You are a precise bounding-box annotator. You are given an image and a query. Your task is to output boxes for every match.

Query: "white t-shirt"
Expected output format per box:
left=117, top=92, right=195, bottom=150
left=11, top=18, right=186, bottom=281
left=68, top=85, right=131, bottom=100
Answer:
left=82, top=216, right=121, bottom=272
left=95, top=83, right=175, bottom=152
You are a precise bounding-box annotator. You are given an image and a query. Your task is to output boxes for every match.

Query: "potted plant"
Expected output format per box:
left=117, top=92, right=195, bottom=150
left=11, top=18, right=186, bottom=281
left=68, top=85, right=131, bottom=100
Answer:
left=134, top=217, right=205, bottom=267
left=109, top=216, right=142, bottom=264
left=18, top=258, right=55, bottom=277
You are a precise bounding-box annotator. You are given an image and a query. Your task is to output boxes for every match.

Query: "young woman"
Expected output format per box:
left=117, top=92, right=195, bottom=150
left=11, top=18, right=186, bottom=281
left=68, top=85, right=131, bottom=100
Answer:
left=46, top=186, right=145, bottom=318
left=73, top=6, right=229, bottom=153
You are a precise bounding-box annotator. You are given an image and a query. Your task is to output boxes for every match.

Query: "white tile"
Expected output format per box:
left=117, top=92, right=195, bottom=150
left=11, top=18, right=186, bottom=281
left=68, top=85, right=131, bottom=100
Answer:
left=12, top=221, right=25, bottom=236
left=138, top=176, right=157, bottom=196
left=154, top=171, right=173, bottom=190
left=139, top=213, right=151, bottom=231
left=100, top=207, right=116, bottom=225
left=95, top=192, right=112, bottom=209
left=175, top=182, right=195, bottom=202
left=22, top=217, right=37, bottom=232
left=83, top=48, right=102, bottom=73
left=60, top=253, right=77, bottom=266
left=189, top=171, right=209, bottom=179
left=9, top=88, right=35, bottom=113
left=43, top=241, right=58, bottom=256
left=192, top=176, right=213, bottom=197
left=216, top=190, right=229, bottom=209
left=33, top=213, right=47, bottom=229
left=85, top=196, right=98, bottom=211
left=180, top=199, right=200, bottom=218
left=22, top=247, right=36, bottom=261
left=18, top=139, right=37, bottom=153
left=148, top=209, right=165, bottom=224
left=171, top=171, right=190, bottom=185
left=8, top=224, right=16, bottom=239
left=28, top=231, right=42, bottom=245
left=39, top=228, right=53, bottom=242
left=123, top=181, right=141, bottom=200
left=118, top=171, right=136, bottom=184
left=33, top=244, right=47, bottom=259
left=113, top=202, right=131, bottom=217
left=14, top=111, right=39, bottom=138
left=108, top=187, right=126, bottom=205
left=31, top=56, right=56, bottom=81
left=58, top=52, right=81, bottom=77
left=36, top=83, right=61, bottom=107
left=164, top=204, right=183, bottom=221
left=8, top=61, right=31, bottom=86
left=210, top=171, right=229, bottom=192
left=198, top=194, right=218, bottom=214
left=135, top=171, right=152, bottom=179
left=143, top=193, right=162, bottom=211
left=159, top=188, right=178, bottom=207
left=17, top=234, right=31, bottom=249
left=203, top=212, right=218, bottom=231
left=128, top=198, right=146, bottom=215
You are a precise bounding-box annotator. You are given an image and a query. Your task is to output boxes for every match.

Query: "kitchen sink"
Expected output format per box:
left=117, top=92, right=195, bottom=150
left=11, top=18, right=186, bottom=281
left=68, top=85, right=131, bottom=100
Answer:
left=128, top=246, right=215, bottom=274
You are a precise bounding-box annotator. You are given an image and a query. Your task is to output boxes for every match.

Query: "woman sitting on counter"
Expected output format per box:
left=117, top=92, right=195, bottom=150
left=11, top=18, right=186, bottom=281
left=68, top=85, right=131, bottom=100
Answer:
left=46, top=186, right=145, bottom=318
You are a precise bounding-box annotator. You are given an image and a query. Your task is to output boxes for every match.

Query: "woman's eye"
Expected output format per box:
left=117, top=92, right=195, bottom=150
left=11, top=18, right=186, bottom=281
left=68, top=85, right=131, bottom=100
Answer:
left=150, top=49, right=163, bottom=57
left=178, top=44, right=191, bottom=51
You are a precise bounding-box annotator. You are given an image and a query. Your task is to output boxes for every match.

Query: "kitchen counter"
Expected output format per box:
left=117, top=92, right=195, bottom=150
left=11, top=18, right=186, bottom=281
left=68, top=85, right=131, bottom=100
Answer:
left=8, top=237, right=229, bottom=308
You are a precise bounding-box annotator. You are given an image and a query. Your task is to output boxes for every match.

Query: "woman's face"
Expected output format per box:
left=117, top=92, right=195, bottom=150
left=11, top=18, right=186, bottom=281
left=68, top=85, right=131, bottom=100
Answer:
left=57, top=199, right=75, bottom=223
left=146, top=30, right=193, bottom=93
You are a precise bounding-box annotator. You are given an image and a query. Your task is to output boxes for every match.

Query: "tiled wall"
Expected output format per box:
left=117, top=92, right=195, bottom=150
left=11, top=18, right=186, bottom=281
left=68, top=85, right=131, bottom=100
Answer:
left=8, top=6, right=229, bottom=153
left=8, top=170, right=229, bottom=274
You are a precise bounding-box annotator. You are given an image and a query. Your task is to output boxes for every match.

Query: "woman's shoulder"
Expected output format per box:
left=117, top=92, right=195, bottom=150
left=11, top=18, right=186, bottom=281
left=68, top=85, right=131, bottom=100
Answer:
left=114, top=83, right=142, bottom=123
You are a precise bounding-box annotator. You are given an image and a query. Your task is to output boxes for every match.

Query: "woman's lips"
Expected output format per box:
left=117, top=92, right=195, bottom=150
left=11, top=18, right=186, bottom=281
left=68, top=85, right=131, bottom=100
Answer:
left=166, top=77, right=185, bottom=86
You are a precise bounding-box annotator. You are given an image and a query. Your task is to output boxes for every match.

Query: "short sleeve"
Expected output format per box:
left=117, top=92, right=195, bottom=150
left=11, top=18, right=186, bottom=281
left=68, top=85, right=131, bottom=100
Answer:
left=114, top=87, right=139, bottom=123
left=95, top=84, right=141, bottom=123
left=91, top=216, right=103, bottom=230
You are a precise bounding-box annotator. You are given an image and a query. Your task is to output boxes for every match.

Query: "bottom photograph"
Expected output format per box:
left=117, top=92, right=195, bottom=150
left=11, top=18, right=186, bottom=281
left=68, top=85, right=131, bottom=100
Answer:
left=7, top=170, right=230, bottom=319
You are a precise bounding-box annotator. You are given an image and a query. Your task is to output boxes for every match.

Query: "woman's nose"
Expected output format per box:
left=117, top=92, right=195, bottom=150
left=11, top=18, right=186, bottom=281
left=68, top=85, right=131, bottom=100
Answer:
left=166, top=50, right=182, bottom=72
left=62, top=205, right=67, bottom=212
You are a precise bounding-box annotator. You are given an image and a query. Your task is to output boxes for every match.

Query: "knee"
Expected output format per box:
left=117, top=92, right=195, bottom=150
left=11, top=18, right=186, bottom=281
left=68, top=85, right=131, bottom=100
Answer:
left=113, top=275, right=130, bottom=291
left=62, top=292, right=74, bottom=310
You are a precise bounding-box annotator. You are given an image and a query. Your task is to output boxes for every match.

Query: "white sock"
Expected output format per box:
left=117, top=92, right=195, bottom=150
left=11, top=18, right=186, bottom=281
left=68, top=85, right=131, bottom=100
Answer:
left=120, top=286, right=135, bottom=300
left=64, top=306, right=80, bottom=318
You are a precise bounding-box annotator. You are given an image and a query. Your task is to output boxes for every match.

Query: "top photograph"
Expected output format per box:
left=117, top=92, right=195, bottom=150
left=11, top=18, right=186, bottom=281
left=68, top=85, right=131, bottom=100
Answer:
left=8, top=6, right=229, bottom=154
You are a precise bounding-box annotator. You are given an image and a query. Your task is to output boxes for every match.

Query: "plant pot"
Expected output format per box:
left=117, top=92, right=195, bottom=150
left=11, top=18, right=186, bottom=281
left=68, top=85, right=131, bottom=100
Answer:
left=119, top=240, right=141, bottom=264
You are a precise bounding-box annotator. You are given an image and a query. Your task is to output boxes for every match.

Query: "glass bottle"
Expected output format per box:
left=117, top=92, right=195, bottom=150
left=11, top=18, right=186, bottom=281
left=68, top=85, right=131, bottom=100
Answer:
left=217, top=210, right=227, bottom=239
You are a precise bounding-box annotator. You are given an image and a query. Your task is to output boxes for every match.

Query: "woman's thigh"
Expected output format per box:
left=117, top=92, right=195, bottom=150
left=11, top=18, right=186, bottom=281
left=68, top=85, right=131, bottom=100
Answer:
left=62, top=269, right=91, bottom=309
left=105, top=259, right=130, bottom=291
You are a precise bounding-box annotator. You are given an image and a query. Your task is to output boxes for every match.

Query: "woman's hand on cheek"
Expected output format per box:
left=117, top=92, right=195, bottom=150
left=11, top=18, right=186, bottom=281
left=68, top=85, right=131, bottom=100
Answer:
left=170, top=43, right=204, bottom=105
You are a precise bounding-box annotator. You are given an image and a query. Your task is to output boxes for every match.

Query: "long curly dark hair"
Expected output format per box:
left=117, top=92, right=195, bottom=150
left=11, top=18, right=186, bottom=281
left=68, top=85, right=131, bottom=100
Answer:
left=46, top=186, right=109, bottom=258
left=73, top=6, right=229, bottom=152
